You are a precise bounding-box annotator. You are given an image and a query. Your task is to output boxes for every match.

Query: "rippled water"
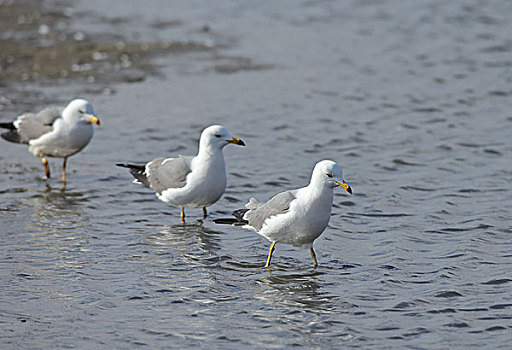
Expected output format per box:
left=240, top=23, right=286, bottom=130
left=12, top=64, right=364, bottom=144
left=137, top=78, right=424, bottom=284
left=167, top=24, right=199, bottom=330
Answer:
left=1, top=1, right=511, bottom=349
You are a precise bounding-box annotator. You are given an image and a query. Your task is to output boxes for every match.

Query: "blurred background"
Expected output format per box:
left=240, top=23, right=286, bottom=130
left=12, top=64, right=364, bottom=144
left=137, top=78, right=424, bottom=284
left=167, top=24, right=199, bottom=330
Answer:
left=1, top=1, right=511, bottom=349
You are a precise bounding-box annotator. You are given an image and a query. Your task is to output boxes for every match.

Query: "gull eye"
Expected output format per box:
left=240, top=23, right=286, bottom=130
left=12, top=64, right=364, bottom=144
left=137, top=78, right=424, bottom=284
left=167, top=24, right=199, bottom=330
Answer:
left=79, top=109, right=85, bottom=114
left=326, top=173, right=334, bottom=178
left=215, top=134, right=222, bottom=138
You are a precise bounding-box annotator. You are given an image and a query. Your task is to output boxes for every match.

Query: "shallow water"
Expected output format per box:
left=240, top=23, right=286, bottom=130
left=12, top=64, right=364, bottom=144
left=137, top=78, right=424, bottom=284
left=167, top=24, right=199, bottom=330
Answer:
left=1, top=0, right=511, bottom=349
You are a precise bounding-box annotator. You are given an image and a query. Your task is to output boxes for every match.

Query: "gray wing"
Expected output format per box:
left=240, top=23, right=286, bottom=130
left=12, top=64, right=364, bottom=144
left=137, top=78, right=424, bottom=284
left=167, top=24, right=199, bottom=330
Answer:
left=146, top=156, right=193, bottom=194
left=12, top=107, right=62, bottom=143
left=244, top=190, right=297, bottom=231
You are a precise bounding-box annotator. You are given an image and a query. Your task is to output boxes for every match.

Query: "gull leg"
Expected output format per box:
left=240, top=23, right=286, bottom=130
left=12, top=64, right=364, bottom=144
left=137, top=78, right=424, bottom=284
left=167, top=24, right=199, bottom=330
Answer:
left=39, top=157, right=50, bottom=178
left=310, top=247, right=318, bottom=268
left=202, top=207, right=208, bottom=218
left=61, top=157, right=67, bottom=183
left=264, top=242, right=276, bottom=268
left=180, top=207, right=185, bottom=223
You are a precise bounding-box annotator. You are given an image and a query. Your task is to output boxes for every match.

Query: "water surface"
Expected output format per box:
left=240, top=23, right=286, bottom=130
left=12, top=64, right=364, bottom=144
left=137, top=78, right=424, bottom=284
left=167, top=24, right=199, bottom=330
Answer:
left=1, top=1, right=511, bottom=349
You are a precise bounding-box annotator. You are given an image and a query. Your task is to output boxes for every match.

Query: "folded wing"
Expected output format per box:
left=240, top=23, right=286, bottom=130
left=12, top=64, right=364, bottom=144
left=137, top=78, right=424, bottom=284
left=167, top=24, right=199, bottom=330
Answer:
left=146, top=156, right=193, bottom=194
left=0, top=107, right=61, bottom=144
left=244, top=190, right=297, bottom=231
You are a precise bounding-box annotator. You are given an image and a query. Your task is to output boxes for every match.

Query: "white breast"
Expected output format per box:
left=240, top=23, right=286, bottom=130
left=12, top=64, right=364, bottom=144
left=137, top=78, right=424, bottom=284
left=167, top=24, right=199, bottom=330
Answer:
left=158, top=153, right=227, bottom=208
left=28, top=120, right=93, bottom=158
left=258, top=187, right=333, bottom=247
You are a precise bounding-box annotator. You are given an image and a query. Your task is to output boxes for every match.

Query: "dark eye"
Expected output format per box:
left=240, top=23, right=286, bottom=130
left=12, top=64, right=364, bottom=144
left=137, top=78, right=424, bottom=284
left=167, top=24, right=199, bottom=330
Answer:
left=79, top=109, right=85, bottom=114
left=215, top=134, right=222, bottom=138
left=326, top=173, right=334, bottom=178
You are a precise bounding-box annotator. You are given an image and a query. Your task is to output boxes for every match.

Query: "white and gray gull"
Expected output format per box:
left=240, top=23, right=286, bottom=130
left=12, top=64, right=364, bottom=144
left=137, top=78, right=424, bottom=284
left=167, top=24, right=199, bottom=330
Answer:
left=214, top=160, right=352, bottom=268
left=117, top=125, right=245, bottom=222
left=0, top=99, right=100, bottom=183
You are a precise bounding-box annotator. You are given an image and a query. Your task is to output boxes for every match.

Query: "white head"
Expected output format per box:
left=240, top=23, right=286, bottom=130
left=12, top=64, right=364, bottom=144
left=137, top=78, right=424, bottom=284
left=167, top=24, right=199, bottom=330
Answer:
left=310, top=160, right=352, bottom=194
left=62, top=99, right=100, bottom=125
left=199, top=125, right=245, bottom=151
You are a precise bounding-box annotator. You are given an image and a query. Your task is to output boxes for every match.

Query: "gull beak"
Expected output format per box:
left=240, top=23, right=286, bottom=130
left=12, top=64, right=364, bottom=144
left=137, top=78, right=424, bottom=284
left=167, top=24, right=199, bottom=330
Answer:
left=87, top=114, right=101, bottom=125
left=226, top=137, right=245, bottom=146
left=336, top=180, right=352, bottom=194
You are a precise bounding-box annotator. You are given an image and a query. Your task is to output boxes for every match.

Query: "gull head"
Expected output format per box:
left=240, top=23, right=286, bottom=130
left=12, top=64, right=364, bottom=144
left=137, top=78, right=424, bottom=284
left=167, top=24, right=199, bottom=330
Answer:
left=200, top=125, right=245, bottom=150
left=63, top=99, right=100, bottom=125
left=312, top=160, right=352, bottom=194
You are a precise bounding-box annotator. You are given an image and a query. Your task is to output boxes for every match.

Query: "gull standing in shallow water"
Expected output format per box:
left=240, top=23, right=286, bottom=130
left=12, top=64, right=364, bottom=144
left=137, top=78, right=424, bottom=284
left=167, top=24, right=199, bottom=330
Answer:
left=0, top=99, right=100, bottom=183
left=214, top=160, right=352, bottom=268
left=117, top=125, right=245, bottom=222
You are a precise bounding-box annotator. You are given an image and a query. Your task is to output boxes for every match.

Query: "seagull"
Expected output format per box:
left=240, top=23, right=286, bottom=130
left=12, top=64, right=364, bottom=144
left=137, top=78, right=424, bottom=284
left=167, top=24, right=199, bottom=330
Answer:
left=0, top=99, right=100, bottom=183
left=214, top=160, right=352, bottom=268
left=117, top=125, right=245, bottom=222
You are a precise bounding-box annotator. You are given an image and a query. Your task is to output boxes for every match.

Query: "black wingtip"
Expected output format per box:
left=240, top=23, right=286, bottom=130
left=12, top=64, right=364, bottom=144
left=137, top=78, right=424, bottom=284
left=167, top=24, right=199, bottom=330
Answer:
left=1, top=130, right=23, bottom=144
left=213, top=218, right=240, bottom=225
left=116, top=163, right=145, bottom=170
left=116, top=163, right=150, bottom=187
left=213, top=218, right=249, bottom=226
left=232, top=208, right=249, bottom=220
left=0, top=122, right=15, bottom=130
left=213, top=208, right=249, bottom=225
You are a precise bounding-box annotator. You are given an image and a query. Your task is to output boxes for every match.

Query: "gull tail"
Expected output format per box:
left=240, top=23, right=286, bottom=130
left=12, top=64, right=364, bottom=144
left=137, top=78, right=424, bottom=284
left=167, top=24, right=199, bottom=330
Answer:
left=213, top=209, right=249, bottom=225
left=116, top=163, right=150, bottom=187
left=1, top=122, right=23, bottom=143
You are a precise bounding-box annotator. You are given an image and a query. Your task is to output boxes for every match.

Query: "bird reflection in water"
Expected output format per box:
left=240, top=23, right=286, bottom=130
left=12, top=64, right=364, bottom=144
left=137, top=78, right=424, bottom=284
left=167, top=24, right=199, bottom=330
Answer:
left=143, top=221, right=224, bottom=263
left=254, top=269, right=346, bottom=322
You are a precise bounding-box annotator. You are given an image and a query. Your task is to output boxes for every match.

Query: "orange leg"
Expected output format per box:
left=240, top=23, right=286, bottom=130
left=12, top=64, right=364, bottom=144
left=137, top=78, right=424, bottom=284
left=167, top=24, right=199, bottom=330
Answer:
left=180, top=207, right=185, bottom=223
left=310, top=247, right=318, bottom=268
left=61, top=157, right=67, bottom=183
left=39, top=157, right=50, bottom=178
left=202, top=207, right=208, bottom=218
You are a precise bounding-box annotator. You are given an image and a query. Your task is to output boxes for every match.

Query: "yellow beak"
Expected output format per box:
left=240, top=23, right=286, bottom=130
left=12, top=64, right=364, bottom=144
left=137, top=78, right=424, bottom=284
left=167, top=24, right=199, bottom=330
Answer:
left=336, top=180, right=352, bottom=194
left=87, top=115, right=101, bottom=125
left=226, top=137, right=245, bottom=146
